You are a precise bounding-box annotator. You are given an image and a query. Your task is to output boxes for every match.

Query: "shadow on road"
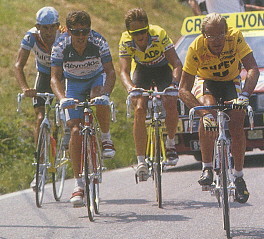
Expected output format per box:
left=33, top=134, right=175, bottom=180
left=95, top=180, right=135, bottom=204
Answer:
left=232, top=227, right=264, bottom=239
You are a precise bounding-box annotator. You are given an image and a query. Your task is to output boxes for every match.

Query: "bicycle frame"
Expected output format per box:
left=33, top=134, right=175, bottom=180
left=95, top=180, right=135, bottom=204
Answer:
left=17, top=92, right=70, bottom=205
left=127, top=89, right=178, bottom=208
left=189, top=104, right=254, bottom=238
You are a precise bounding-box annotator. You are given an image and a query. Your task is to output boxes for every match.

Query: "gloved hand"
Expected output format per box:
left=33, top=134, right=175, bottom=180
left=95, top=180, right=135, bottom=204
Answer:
left=229, top=95, right=249, bottom=109
left=129, top=88, right=145, bottom=97
left=163, top=86, right=178, bottom=96
left=202, top=113, right=217, bottom=131
left=92, top=95, right=110, bottom=105
left=60, top=98, right=76, bottom=109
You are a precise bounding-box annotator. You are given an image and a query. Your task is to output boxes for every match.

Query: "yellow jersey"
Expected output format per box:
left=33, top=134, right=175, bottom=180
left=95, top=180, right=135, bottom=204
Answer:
left=183, top=27, right=252, bottom=81
left=119, top=25, right=174, bottom=72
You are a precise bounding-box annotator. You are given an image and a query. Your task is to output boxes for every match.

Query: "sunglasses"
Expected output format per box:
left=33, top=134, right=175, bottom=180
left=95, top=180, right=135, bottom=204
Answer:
left=69, top=28, right=90, bottom=36
left=128, top=26, right=149, bottom=36
left=204, top=33, right=225, bottom=41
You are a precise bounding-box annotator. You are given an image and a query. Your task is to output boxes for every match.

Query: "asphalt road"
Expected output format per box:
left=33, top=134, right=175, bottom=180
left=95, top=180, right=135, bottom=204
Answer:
left=0, top=153, right=264, bottom=239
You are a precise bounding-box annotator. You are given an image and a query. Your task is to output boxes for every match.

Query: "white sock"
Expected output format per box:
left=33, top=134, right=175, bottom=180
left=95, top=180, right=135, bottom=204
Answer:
left=137, top=155, right=145, bottom=164
left=202, top=162, right=213, bottom=170
left=233, top=169, right=243, bottom=178
left=75, top=177, right=84, bottom=189
left=166, top=136, right=175, bottom=148
left=101, top=131, right=111, bottom=142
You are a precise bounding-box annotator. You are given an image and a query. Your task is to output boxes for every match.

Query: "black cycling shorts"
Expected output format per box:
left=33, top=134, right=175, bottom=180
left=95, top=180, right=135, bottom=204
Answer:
left=132, top=64, right=172, bottom=91
left=33, top=72, right=53, bottom=108
left=192, top=76, right=241, bottom=103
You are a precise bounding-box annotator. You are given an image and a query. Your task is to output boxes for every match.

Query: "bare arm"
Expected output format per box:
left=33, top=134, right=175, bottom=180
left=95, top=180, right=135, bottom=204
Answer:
left=188, top=0, right=202, bottom=15
left=119, top=56, right=135, bottom=93
left=241, top=52, right=260, bottom=96
left=51, top=65, right=65, bottom=101
left=164, top=47, right=183, bottom=85
left=101, top=61, right=116, bottom=95
left=14, top=48, right=36, bottom=97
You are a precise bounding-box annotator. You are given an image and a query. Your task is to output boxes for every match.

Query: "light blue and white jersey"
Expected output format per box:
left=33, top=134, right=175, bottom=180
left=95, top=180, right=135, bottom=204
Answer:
left=51, top=30, right=112, bottom=80
left=21, top=27, right=62, bottom=74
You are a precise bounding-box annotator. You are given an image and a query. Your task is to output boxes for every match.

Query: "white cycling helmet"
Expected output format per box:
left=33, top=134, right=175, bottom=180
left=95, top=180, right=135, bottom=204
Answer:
left=36, top=6, right=59, bottom=25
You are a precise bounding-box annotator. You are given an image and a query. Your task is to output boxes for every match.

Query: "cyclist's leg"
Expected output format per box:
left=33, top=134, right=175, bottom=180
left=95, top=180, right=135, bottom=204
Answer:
left=31, top=72, right=51, bottom=188
left=65, top=79, right=88, bottom=206
left=90, top=74, right=115, bottom=158
left=156, top=65, right=179, bottom=165
left=194, top=79, right=218, bottom=185
left=33, top=72, right=52, bottom=144
left=131, top=65, right=150, bottom=180
left=224, top=77, right=249, bottom=203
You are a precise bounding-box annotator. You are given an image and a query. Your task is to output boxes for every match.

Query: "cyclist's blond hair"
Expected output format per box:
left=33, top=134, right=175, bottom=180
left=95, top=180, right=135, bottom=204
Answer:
left=201, top=13, right=228, bottom=35
left=125, top=8, right=148, bottom=30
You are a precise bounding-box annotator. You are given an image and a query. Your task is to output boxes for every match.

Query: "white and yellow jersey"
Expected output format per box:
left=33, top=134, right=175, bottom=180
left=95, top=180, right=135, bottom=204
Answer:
left=119, top=25, right=174, bottom=72
left=183, top=27, right=252, bottom=81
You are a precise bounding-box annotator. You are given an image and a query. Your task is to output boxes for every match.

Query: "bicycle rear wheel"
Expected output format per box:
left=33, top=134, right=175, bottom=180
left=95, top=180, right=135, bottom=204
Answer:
left=52, top=123, right=68, bottom=201
left=35, top=124, right=49, bottom=208
left=83, top=130, right=96, bottom=221
left=219, top=140, right=231, bottom=238
left=154, top=122, right=162, bottom=208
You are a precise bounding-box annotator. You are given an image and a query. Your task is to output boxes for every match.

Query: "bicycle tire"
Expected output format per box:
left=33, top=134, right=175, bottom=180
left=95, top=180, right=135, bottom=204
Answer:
left=91, top=130, right=102, bottom=214
left=154, top=121, right=162, bottom=208
left=52, top=123, right=67, bottom=201
left=35, top=124, right=49, bottom=208
left=83, top=130, right=95, bottom=222
left=219, top=140, right=231, bottom=238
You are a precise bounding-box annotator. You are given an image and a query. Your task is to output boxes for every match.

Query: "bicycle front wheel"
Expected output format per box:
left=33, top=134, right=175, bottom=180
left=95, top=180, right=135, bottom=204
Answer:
left=91, top=130, right=102, bottom=214
left=83, top=130, right=96, bottom=222
left=219, top=140, right=231, bottom=238
left=35, top=124, right=49, bottom=208
left=154, top=122, right=162, bottom=208
left=52, top=123, right=68, bottom=201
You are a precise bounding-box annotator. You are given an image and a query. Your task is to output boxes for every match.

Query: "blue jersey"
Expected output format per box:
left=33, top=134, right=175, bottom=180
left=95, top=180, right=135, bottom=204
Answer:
left=21, top=27, right=62, bottom=74
left=51, top=30, right=112, bottom=80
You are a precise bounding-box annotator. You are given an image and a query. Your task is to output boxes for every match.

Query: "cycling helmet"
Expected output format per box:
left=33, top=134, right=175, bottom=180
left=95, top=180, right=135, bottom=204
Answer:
left=36, top=6, right=59, bottom=25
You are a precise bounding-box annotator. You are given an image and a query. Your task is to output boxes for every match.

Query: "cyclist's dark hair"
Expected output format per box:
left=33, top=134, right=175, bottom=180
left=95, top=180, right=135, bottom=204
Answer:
left=125, top=8, right=148, bottom=30
left=200, top=13, right=228, bottom=35
left=66, top=10, right=91, bottom=29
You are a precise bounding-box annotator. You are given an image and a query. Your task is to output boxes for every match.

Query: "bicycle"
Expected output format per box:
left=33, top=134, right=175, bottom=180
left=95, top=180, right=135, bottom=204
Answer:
left=127, top=88, right=178, bottom=208
left=17, top=92, right=70, bottom=208
left=189, top=103, right=254, bottom=239
left=75, top=98, right=115, bottom=221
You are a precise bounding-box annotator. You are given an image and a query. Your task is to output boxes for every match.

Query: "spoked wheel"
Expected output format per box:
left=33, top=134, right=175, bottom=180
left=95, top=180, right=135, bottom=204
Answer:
left=154, top=122, right=162, bottom=208
left=83, top=130, right=96, bottom=222
left=52, top=123, right=68, bottom=201
left=91, top=131, right=102, bottom=214
left=219, top=141, right=231, bottom=239
left=35, top=124, right=49, bottom=208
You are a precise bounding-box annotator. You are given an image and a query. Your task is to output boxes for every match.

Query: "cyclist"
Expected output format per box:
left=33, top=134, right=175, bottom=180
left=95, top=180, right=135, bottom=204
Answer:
left=51, top=10, right=116, bottom=207
left=119, top=8, right=182, bottom=181
left=179, top=13, right=259, bottom=203
left=14, top=6, right=65, bottom=189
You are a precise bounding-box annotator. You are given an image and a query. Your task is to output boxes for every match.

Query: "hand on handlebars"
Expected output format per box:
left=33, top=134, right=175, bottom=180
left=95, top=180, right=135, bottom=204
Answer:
left=163, top=86, right=178, bottom=96
left=203, top=113, right=217, bottom=131
left=60, top=98, right=77, bottom=109
left=23, top=88, right=37, bottom=98
left=225, top=95, right=249, bottom=109
left=128, top=88, right=145, bottom=97
left=91, top=95, right=110, bottom=105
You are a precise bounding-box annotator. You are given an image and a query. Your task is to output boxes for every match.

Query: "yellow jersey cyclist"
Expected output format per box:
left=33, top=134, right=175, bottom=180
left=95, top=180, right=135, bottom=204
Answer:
left=119, top=8, right=182, bottom=181
left=179, top=13, right=259, bottom=203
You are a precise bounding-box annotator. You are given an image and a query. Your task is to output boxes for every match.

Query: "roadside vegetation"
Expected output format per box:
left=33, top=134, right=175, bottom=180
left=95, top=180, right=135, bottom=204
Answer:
left=0, top=0, right=192, bottom=194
